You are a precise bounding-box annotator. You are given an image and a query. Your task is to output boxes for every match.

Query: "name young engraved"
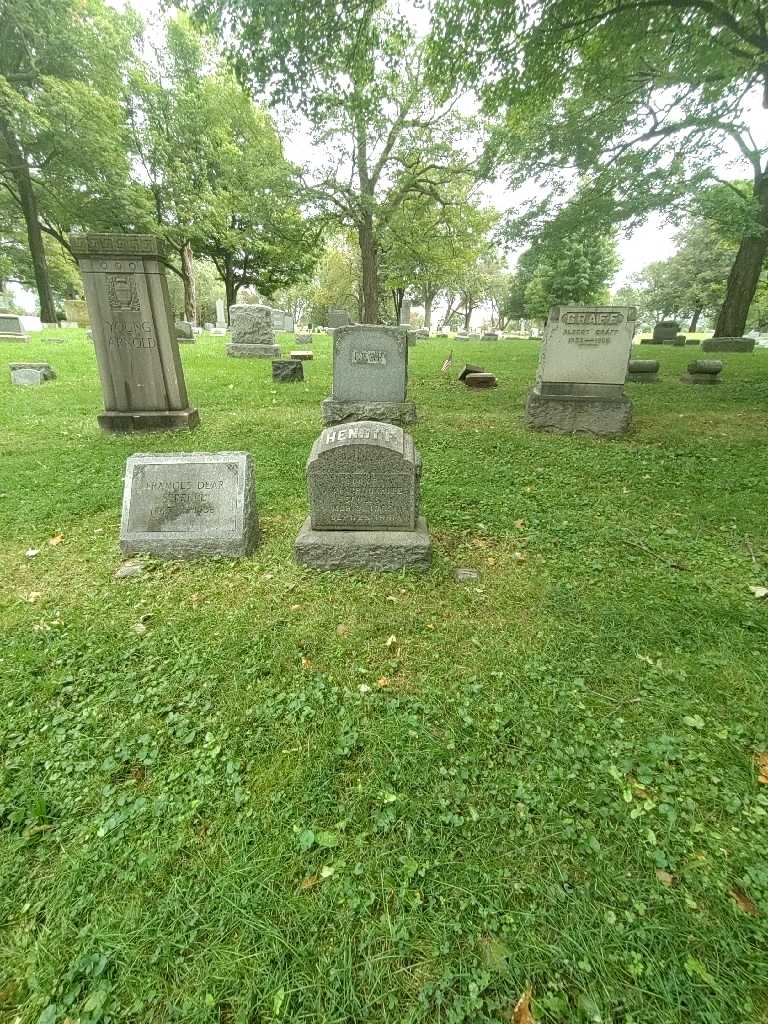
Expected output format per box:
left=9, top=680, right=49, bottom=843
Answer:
left=351, top=350, right=387, bottom=365
left=106, top=319, right=156, bottom=349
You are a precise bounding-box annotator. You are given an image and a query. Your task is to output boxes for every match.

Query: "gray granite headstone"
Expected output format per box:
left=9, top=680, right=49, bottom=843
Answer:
left=0, top=314, right=30, bottom=342
left=120, top=452, right=258, bottom=558
left=272, top=359, right=304, bottom=382
left=525, top=305, right=636, bottom=438
left=653, top=320, right=680, bottom=342
left=175, top=320, right=195, bottom=343
left=215, top=299, right=226, bottom=329
left=700, top=337, right=755, bottom=353
left=399, top=299, right=411, bottom=326
left=9, top=362, right=56, bottom=385
left=70, top=233, right=199, bottom=433
left=294, top=420, right=431, bottom=570
left=327, top=309, right=351, bottom=330
left=681, top=359, right=724, bottom=384
left=322, top=324, right=416, bottom=426
left=227, top=304, right=280, bottom=358
left=626, top=359, right=659, bottom=383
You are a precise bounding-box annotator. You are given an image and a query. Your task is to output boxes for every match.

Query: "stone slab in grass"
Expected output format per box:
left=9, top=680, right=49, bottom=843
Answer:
left=700, top=337, right=755, bottom=353
left=9, top=362, right=56, bottom=385
left=0, top=314, right=30, bottom=342
left=120, top=452, right=258, bottom=558
left=626, top=359, right=659, bottom=383
left=682, top=359, right=724, bottom=385
left=272, top=359, right=304, bottom=382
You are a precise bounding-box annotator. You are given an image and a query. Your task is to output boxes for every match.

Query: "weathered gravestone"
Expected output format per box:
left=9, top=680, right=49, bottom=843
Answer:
left=63, top=299, right=90, bottom=327
left=322, top=324, right=416, bottom=426
left=653, top=320, right=680, bottom=343
left=227, top=304, right=280, bottom=358
left=272, top=359, right=304, bottom=382
left=9, top=362, right=56, bottom=385
left=525, top=305, right=636, bottom=437
left=175, top=320, right=195, bottom=344
left=682, top=359, right=724, bottom=384
left=294, top=420, right=431, bottom=571
left=626, top=359, right=659, bottom=383
left=700, top=337, right=755, bottom=353
left=464, top=372, right=497, bottom=389
left=71, top=233, right=199, bottom=433
left=399, top=299, right=411, bottom=326
left=120, top=452, right=258, bottom=558
left=0, top=314, right=30, bottom=342
left=327, top=309, right=352, bottom=330
left=215, top=299, right=226, bottom=329
left=290, top=350, right=313, bottom=360
left=481, top=331, right=499, bottom=341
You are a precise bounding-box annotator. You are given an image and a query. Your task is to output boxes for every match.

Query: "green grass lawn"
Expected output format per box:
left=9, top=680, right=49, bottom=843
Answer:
left=1, top=329, right=767, bottom=1024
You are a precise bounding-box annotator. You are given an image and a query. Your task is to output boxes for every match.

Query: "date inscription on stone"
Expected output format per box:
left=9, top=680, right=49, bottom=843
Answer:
left=125, top=462, right=238, bottom=535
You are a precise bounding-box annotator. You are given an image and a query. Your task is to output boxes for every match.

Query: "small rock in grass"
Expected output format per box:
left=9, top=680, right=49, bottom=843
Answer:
left=115, top=560, right=146, bottom=579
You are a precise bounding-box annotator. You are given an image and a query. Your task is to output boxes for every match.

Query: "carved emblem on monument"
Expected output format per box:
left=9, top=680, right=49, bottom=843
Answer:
left=108, top=274, right=140, bottom=311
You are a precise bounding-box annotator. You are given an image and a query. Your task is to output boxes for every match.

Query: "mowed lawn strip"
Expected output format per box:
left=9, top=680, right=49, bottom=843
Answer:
left=0, top=330, right=767, bottom=1023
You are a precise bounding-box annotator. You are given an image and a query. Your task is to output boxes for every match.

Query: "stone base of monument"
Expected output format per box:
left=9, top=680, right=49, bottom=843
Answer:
left=321, top=398, right=417, bottom=427
left=700, top=337, right=755, bottom=353
left=227, top=343, right=281, bottom=358
left=294, top=516, right=431, bottom=571
left=98, top=409, right=200, bottom=433
left=681, top=360, right=723, bottom=385
left=525, top=384, right=632, bottom=437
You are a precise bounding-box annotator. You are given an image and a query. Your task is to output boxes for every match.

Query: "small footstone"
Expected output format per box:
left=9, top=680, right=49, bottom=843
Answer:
left=454, top=567, right=480, bottom=583
left=464, top=372, right=497, bottom=388
left=681, top=359, right=723, bottom=384
left=9, top=362, right=56, bottom=384
left=290, top=350, right=313, bottom=360
left=458, top=363, right=484, bottom=381
left=626, top=359, right=659, bottom=383
left=272, top=359, right=304, bottom=382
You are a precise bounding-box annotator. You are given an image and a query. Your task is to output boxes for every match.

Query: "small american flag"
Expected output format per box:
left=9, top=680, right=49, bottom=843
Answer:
left=441, top=350, right=453, bottom=373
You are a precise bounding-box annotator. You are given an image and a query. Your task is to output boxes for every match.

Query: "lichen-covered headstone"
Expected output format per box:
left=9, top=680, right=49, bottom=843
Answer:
left=0, top=314, right=30, bottom=343
left=322, top=324, right=416, bottom=426
left=9, top=362, right=56, bottom=385
left=294, top=420, right=431, bottom=571
left=120, top=452, right=258, bottom=558
left=272, top=359, right=303, bottom=382
left=227, top=304, right=280, bottom=358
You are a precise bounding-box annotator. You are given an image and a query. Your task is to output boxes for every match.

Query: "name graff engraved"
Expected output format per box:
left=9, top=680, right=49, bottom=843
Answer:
left=561, top=311, right=624, bottom=325
left=351, top=350, right=387, bottom=366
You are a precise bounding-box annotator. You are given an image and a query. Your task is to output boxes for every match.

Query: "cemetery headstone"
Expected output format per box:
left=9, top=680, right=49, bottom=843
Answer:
left=290, top=350, right=313, bottom=360
left=227, top=304, right=280, bottom=358
left=63, top=299, right=90, bottom=327
left=0, top=314, right=30, bottom=342
left=481, top=331, right=499, bottom=341
left=175, top=320, right=195, bottom=344
left=71, top=232, right=199, bottom=433
left=294, top=420, right=431, bottom=571
left=525, top=305, right=636, bottom=437
left=458, top=363, right=484, bottom=381
left=120, top=452, right=258, bottom=558
left=272, top=359, right=304, bottom=382
left=9, top=362, right=56, bottom=386
left=327, top=308, right=352, bottom=329
left=626, top=359, right=659, bottom=383
left=681, top=359, right=724, bottom=384
left=464, top=372, right=498, bottom=389
left=700, top=337, right=755, bottom=353
left=399, top=299, right=411, bottom=326
left=322, top=324, right=416, bottom=426
left=215, top=299, right=226, bottom=329
left=653, top=320, right=680, bottom=343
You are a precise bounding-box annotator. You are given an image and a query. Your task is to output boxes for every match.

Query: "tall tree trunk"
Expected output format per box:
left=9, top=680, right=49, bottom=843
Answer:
left=359, top=213, right=378, bottom=323
left=2, top=126, right=57, bottom=323
left=688, top=306, right=702, bottom=333
left=463, top=300, right=473, bottom=331
left=224, top=268, right=238, bottom=316
left=392, top=287, right=404, bottom=324
left=423, top=288, right=436, bottom=330
left=181, top=242, right=197, bottom=324
left=714, top=173, right=768, bottom=337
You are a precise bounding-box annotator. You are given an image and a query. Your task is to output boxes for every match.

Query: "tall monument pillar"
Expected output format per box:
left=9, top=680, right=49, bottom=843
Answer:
left=71, top=233, right=199, bottom=433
